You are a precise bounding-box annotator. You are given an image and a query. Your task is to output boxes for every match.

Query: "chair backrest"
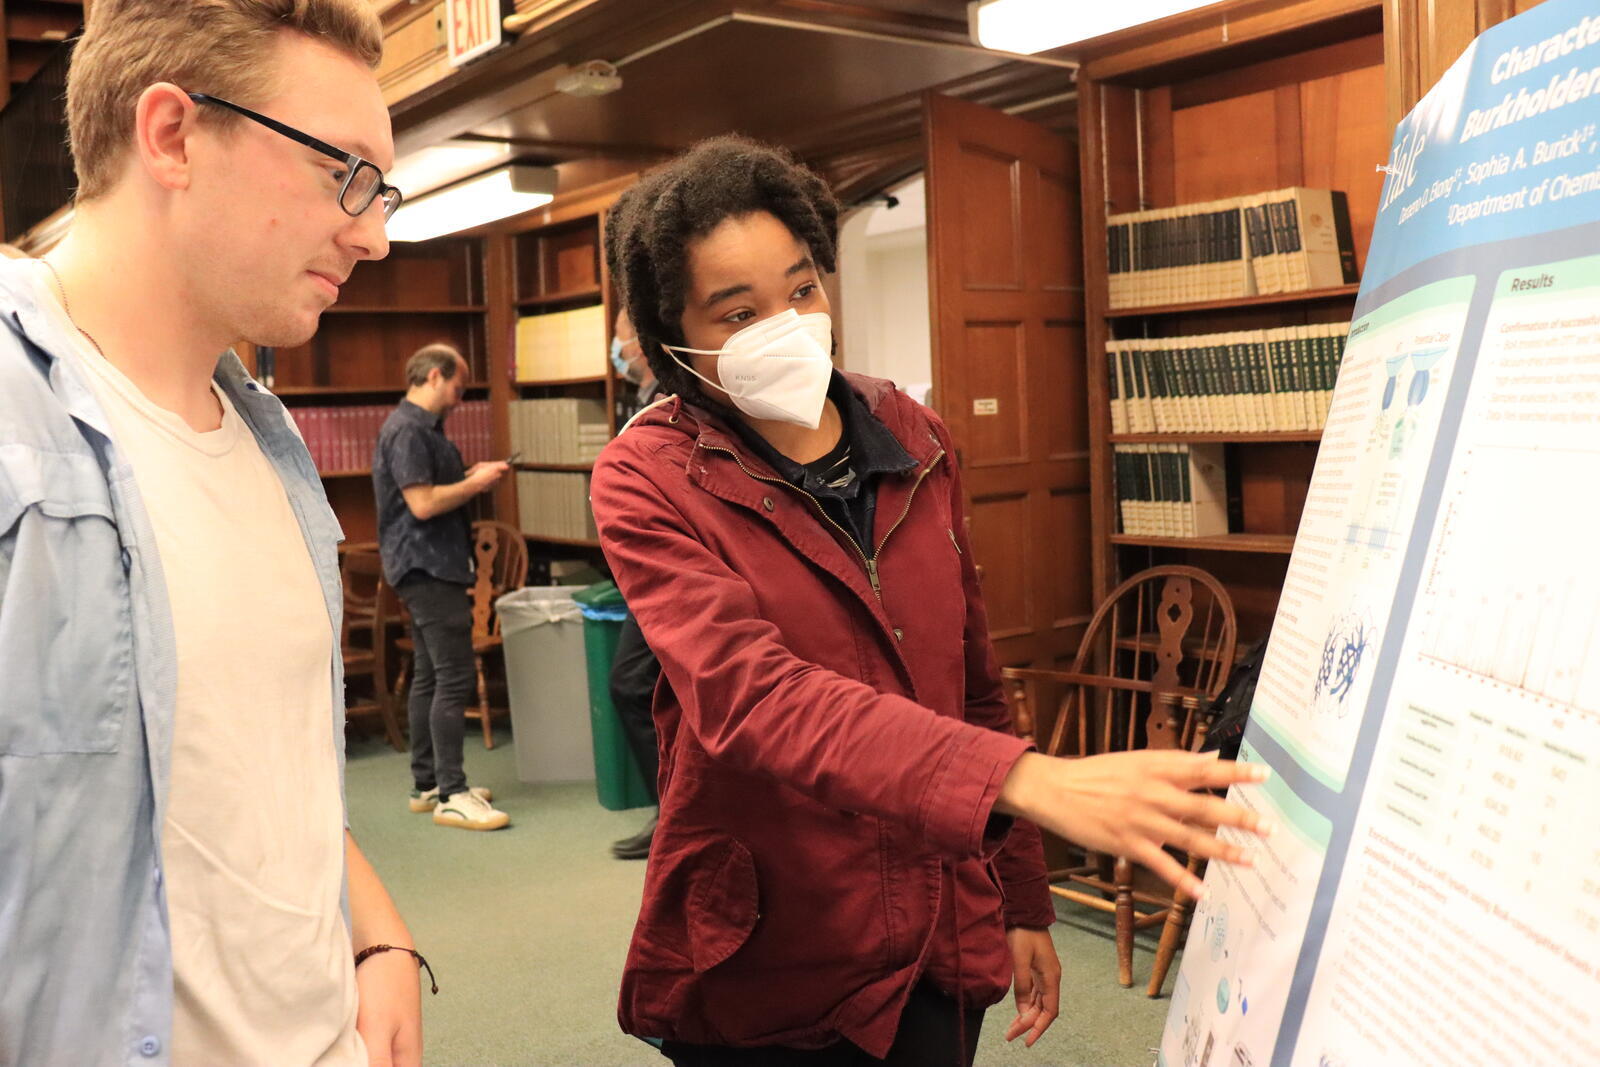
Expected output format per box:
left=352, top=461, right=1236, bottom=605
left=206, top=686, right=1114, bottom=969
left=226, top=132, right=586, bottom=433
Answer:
left=469, top=520, right=530, bottom=638
left=339, top=548, right=392, bottom=676
left=1036, top=566, right=1237, bottom=760
left=340, top=548, right=383, bottom=643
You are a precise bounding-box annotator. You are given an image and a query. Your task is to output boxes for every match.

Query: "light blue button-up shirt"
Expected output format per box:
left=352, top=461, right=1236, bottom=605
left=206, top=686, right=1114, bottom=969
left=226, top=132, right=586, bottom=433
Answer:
left=0, top=259, right=350, bottom=1065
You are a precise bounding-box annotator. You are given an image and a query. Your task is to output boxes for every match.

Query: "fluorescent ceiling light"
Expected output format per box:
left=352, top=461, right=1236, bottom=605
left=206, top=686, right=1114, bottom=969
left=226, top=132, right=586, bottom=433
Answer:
left=387, top=139, right=516, bottom=201
left=968, top=0, right=1212, bottom=55
left=387, top=164, right=558, bottom=243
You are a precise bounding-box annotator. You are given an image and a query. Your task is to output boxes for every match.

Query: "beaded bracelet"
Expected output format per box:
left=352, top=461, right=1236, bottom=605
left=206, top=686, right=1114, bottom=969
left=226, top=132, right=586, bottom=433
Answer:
left=354, top=944, right=439, bottom=995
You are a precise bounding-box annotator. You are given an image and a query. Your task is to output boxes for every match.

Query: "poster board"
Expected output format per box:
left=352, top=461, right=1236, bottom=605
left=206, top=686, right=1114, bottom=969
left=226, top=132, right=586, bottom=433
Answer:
left=1161, top=2, right=1600, bottom=1064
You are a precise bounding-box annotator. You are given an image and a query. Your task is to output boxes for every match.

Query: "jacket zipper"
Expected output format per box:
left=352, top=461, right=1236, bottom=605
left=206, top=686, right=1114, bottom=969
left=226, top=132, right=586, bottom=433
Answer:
left=702, top=444, right=945, bottom=603
left=871, top=449, right=945, bottom=565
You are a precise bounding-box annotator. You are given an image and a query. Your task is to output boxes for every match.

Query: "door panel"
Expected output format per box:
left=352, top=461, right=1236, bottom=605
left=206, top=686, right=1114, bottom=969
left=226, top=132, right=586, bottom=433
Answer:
left=954, top=147, right=1024, bottom=289
left=924, top=92, right=1091, bottom=666
left=968, top=490, right=1032, bottom=640
left=961, top=322, right=1028, bottom=466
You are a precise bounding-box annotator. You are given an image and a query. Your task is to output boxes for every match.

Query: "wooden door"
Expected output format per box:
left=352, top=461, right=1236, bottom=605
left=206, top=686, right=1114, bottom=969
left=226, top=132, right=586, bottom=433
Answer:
left=922, top=92, right=1091, bottom=667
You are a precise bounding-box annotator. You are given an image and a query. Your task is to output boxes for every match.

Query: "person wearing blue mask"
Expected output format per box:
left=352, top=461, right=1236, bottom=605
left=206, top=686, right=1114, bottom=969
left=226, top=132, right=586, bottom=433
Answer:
left=612, top=306, right=661, bottom=423
left=607, top=306, right=667, bottom=860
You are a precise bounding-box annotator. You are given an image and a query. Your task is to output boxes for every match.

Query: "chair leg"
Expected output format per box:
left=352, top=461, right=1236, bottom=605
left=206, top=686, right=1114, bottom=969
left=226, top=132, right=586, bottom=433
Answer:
left=1114, top=855, right=1135, bottom=988
left=475, top=653, right=494, bottom=749
left=1148, top=872, right=1198, bottom=997
left=395, top=653, right=411, bottom=703
left=376, top=683, right=407, bottom=753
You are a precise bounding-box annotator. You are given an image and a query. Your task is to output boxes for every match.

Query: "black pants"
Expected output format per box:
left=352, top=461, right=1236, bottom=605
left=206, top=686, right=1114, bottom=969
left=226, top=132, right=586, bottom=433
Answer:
left=397, top=574, right=474, bottom=801
left=660, top=983, right=984, bottom=1067
left=609, top=614, right=660, bottom=802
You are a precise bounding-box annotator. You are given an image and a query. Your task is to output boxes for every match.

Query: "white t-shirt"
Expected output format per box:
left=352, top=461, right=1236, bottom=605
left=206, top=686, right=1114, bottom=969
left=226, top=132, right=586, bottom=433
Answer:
left=33, top=265, right=363, bottom=1065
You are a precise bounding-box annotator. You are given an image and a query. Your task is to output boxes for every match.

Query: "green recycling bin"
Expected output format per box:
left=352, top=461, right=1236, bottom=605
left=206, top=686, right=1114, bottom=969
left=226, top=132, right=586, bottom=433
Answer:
left=575, top=580, right=654, bottom=811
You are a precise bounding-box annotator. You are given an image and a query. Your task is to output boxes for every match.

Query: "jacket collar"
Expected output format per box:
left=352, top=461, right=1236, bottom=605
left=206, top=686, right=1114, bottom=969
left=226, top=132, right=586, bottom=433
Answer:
left=662, top=371, right=944, bottom=479
left=723, top=371, right=916, bottom=498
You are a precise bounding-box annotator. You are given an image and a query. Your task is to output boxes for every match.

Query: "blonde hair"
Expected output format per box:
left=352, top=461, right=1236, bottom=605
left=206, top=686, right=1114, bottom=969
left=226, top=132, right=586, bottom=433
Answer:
left=67, top=0, right=383, bottom=202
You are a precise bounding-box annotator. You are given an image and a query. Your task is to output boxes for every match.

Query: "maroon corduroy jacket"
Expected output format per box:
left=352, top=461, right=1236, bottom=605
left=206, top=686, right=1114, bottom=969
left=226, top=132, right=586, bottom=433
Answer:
left=590, top=372, right=1054, bottom=1057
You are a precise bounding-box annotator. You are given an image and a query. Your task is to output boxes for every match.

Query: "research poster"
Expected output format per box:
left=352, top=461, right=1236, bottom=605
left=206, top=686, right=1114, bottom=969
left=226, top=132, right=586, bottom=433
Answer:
left=1161, top=2, right=1600, bottom=1064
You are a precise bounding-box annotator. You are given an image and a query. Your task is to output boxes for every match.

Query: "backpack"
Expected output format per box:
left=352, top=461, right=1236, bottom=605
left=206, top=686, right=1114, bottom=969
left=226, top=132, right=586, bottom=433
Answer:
left=1198, top=637, right=1268, bottom=761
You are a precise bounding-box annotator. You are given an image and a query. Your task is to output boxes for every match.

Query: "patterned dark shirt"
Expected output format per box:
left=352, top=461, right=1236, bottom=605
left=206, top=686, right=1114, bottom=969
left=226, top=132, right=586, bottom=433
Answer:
left=372, top=399, right=473, bottom=587
left=728, top=372, right=916, bottom=552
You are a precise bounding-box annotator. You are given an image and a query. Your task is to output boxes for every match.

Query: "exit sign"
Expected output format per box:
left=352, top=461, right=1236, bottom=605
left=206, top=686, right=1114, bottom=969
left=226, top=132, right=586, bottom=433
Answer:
left=445, top=0, right=506, bottom=68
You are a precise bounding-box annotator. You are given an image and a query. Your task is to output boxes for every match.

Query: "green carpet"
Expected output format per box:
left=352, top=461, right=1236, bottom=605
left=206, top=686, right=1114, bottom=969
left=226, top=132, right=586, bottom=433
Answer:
left=345, top=732, right=1174, bottom=1066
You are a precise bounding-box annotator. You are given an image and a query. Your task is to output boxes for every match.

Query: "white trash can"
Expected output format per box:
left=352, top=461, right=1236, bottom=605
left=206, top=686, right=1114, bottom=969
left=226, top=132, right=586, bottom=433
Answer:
left=495, top=585, right=594, bottom=784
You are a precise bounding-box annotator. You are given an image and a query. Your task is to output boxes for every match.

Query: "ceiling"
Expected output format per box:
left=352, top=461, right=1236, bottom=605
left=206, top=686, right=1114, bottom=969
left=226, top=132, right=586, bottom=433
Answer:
left=387, top=0, right=1077, bottom=205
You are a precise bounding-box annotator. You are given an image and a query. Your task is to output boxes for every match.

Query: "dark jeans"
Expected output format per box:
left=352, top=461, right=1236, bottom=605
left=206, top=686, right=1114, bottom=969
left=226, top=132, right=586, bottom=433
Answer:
left=660, top=983, right=984, bottom=1067
left=609, top=614, right=660, bottom=802
left=397, top=574, right=474, bottom=801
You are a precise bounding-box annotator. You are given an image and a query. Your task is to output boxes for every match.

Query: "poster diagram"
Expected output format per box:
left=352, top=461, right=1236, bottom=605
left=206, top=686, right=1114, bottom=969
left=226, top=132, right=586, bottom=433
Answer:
left=1162, top=2, right=1600, bottom=1064
left=1345, top=342, right=1449, bottom=549
left=1249, top=278, right=1471, bottom=792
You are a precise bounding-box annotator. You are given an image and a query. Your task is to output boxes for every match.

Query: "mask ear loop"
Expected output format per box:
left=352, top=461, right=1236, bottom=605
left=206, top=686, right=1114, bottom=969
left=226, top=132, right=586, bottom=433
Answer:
left=661, top=343, right=731, bottom=396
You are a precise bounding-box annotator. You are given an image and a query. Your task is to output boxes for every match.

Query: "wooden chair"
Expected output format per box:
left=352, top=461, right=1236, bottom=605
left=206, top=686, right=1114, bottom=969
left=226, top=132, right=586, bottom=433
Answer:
left=340, top=549, right=406, bottom=752
left=395, top=520, right=529, bottom=749
left=1000, top=565, right=1236, bottom=995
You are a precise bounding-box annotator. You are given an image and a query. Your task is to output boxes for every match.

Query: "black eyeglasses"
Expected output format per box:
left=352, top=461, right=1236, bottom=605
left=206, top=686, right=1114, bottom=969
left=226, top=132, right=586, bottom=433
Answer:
left=188, top=92, right=403, bottom=221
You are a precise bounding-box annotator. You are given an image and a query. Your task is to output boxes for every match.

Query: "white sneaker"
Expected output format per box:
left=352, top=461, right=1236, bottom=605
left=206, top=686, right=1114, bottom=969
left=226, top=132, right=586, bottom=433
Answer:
left=408, top=785, right=492, bottom=813
left=432, top=790, right=510, bottom=831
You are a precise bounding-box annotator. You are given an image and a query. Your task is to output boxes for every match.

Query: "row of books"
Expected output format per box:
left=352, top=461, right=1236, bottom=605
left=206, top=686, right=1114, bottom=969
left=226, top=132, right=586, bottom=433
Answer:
left=290, top=401, right=494, bottom=474
left=1108, top=323, right=1350, bottom=435
left=515, top=471, right=599, bottom=542
left=508, top=398, right=610, bottom=465
left=1114, top=444, right=1227, bottom=538
left=1106, top=187, right=1358, bottom=308
left=515, top=304, right=608, bottom=382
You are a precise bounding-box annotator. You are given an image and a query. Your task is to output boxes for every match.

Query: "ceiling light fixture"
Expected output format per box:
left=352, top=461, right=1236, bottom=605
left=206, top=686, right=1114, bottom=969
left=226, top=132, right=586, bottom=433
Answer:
left=387, top=164, right=559, bottom=243
left=386, top=139, right=517, bottom=202
left=968, top=0, right=1214, bottom=55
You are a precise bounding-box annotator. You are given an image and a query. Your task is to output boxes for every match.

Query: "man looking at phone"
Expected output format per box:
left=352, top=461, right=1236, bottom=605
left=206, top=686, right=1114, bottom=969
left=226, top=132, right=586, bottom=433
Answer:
left=373, top=342, right=511, bottom=830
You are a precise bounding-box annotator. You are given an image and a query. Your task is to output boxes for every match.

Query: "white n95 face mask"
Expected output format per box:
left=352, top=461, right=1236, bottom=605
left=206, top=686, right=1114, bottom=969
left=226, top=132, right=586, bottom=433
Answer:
left=662, top=309, right=834, bottom=428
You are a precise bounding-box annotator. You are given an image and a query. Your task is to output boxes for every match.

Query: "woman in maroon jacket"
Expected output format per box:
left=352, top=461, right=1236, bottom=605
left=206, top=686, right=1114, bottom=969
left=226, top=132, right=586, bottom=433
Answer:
left=591, top=137, right=1271, bottom=1066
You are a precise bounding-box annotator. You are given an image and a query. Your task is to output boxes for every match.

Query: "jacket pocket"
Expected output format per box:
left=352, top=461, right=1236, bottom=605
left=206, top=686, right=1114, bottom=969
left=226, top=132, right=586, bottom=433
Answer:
left=0, top=445, right=134, bottom=755
left=686, top=836, right=760, bottom=973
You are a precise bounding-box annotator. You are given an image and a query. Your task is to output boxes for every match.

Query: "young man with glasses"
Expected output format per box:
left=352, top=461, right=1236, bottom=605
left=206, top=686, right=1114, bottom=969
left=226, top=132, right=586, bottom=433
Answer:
left=0, top=2, right=424, bottom=1064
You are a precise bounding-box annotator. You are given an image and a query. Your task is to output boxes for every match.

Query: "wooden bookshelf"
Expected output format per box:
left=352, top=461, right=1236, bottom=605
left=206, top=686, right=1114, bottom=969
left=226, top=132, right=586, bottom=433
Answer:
left=1109, top=533, right=1296, bottom=555
left=517, top=285, right=604, bottom=310
left=254, top=238, right=493, bottom=543
left=250, top=180, right=638, bottom=551
left=322, top=305, right=489, bottom=314
left=1106, top=284, right=1362, bottom=319
left=515, top=374, right=610, bottom=387
left=515, top=462, right=595, bottom=473
left=493, top=191, right=632, bottom=556
left=1110, top=431, right=1322, bottom=444
left=524, top=534, right=603, bottom=549
left=272, top=383, right=490, bottom=397
left=1078, top=3, right=1387, bottom=639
